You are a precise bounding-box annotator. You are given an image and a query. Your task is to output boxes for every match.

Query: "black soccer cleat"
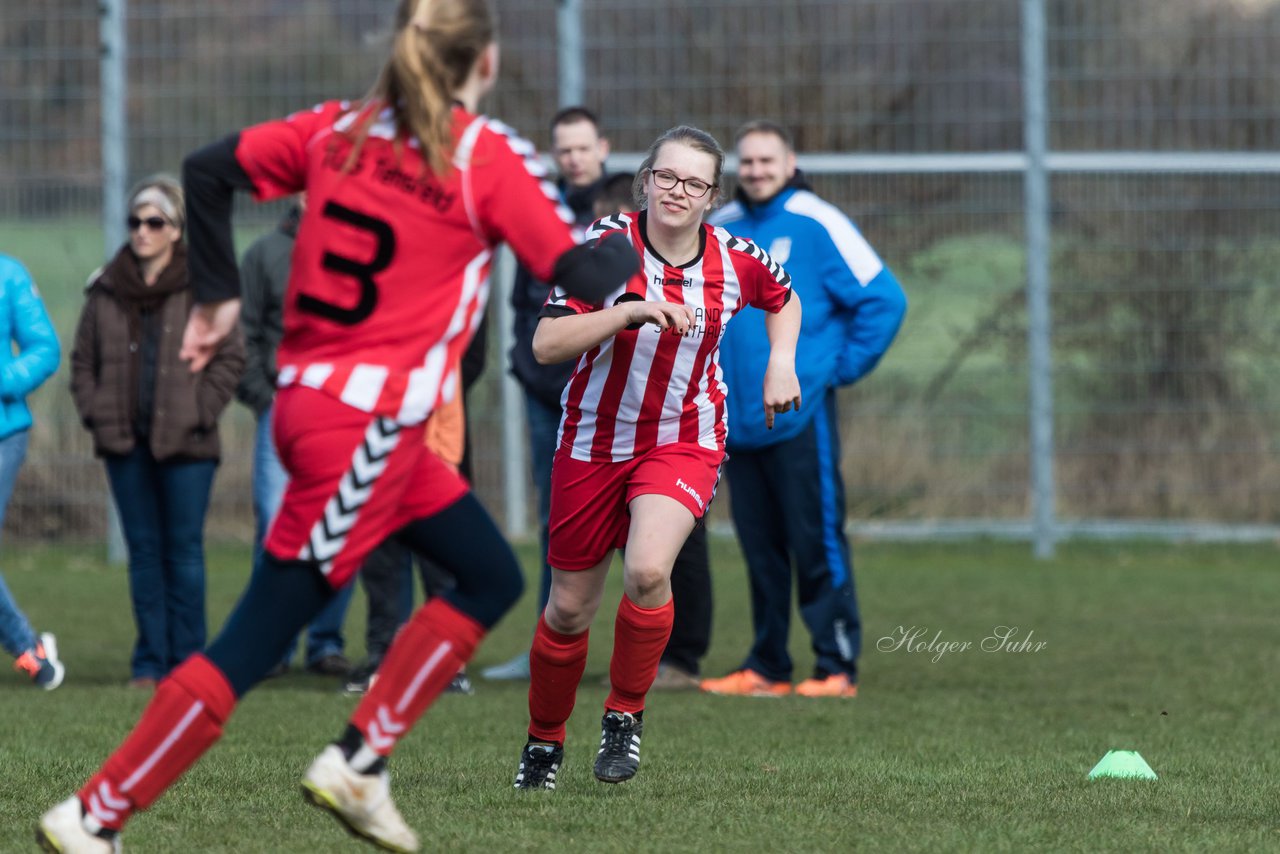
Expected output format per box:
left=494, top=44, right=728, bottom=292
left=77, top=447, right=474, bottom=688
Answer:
left=514, top=742, right=564, bottom=790
left=593, top=710, right=643, bottom=784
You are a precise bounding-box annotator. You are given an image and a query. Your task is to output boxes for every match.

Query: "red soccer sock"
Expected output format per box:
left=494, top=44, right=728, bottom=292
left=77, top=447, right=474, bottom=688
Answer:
left=605, top=595, right=674, bottom=715
left=350, top=598, right=484, bottom=757
left=78, top=655, right=236, bottom=832
left=527, top=614, right=590, bottom=744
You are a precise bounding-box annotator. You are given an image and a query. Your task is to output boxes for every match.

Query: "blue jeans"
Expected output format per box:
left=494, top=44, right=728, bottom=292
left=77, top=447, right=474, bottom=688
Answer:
left=524, top=393, right=561, bottom=615
left=0, top=430, right=38, bottom=657
left=251, top=404, right=353, bottom=666
left=105, top=445, right=217, bottom=680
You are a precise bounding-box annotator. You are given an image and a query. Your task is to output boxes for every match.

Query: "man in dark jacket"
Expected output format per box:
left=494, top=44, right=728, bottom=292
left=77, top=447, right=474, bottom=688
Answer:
left=482, top=107, right=609, bottom=681
left=237, top=201, right=354, bottom=678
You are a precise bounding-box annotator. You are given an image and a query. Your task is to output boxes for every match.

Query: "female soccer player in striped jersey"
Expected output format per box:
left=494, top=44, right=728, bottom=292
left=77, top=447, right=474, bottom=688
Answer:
left=513, top=126, right=802, bottom=790
left=37, top=1, right=635, bottom=852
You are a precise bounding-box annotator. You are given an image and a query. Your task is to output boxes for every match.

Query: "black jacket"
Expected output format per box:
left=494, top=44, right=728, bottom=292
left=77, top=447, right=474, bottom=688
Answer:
left=508, top=174, right=609, bottom=407
left=235, top=206, right=299, bottom=416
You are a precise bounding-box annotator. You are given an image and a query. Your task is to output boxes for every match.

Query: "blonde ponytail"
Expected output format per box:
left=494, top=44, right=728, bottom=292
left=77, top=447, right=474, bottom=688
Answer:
left=347, top=0, right=496, bottom=177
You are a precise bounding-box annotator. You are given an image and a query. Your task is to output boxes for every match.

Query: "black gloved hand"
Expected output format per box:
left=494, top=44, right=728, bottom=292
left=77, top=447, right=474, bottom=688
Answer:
left=550, top=232, right=639, bottom=304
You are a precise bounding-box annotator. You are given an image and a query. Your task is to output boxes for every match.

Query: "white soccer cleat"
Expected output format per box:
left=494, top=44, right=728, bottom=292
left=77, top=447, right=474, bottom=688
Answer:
left=301, top=744, right=419, bottom=853
left=35, top=796, right=121, bottom=854
left=38, top=632, right=66, bottom=691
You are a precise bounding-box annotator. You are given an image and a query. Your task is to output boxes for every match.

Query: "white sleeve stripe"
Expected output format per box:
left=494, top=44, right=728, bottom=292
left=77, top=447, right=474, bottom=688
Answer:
left=454, top=117, right=487, bottom=243
left=784, top=191, right=883, bottom=286
left=452, top=116, right=486, bottom=169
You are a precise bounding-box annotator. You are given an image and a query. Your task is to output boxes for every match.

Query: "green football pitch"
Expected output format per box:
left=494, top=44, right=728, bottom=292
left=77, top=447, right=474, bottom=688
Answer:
left=1, top=539, right=1277, bottom=852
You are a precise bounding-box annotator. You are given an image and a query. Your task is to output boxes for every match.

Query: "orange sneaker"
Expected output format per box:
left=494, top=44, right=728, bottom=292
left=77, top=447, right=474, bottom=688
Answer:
left=700, top=669, right=791, bottom=697
left=794, top=673, right=857, bottom=698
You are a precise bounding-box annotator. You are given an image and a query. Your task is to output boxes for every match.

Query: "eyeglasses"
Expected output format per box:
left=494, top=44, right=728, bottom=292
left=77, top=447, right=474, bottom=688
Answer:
left=649, top=169, right=715, bottom=199
left=128, top=215, right=171, bottom=232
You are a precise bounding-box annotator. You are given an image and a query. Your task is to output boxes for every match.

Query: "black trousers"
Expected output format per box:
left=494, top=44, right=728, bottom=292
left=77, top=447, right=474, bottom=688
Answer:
left=358, top=535, right=459, bottom=665
left=358, top=537, right=411, bottom=665
left=724, top=392, right=860, bottom=683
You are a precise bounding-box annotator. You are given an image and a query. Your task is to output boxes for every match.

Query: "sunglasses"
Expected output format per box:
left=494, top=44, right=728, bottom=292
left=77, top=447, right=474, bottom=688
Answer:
left=128, top=215, right=171, bottom=232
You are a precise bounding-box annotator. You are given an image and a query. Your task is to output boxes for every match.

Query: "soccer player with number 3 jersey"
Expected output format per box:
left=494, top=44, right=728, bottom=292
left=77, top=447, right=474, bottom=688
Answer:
left=37, top=2, right=636, bottom=852
left=512, top=126, right=802, bottom=791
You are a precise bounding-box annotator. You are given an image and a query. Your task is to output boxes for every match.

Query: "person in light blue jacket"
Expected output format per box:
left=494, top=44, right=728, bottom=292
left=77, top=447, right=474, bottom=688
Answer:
left=701, top=122, right=906, bottom=699
left=0, top=254, right=64, bottom=690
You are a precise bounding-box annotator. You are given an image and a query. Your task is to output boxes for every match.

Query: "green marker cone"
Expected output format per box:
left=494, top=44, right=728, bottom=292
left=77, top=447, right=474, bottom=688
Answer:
left=1088, top=749, right=1158, bottom=780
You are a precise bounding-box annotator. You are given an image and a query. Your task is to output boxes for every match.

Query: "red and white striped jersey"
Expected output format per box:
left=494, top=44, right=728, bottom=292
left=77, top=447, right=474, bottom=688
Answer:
left=234, top=100, right=576, bottom=425
left=543, top=211, right=792, bottom=462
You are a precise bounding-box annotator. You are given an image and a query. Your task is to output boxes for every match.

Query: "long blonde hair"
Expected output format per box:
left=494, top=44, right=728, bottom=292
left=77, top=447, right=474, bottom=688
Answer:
left=347, top=0, right=496, bottom=176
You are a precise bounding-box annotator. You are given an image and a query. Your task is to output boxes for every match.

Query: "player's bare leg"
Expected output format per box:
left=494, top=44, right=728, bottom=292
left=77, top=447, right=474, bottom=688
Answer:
left=593, top=495, right=691, bottom=783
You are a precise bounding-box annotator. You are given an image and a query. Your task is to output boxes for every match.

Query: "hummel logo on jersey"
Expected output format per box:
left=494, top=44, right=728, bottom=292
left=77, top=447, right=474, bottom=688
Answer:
left=676, top=478, right=704, bottom=510
left=653, top=273, right=694, bottom=288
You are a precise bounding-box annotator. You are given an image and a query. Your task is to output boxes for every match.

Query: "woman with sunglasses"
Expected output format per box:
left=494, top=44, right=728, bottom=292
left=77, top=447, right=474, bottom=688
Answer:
left=513, top=125, right=802, bottom=790
left=40, top=1, right=636, bottom=851
left=69, top=174, right=244, bottom=691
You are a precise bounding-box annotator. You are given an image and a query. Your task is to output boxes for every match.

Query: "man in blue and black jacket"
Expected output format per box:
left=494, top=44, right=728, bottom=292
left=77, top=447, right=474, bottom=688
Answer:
left=702, top=121, right=907, bottom=699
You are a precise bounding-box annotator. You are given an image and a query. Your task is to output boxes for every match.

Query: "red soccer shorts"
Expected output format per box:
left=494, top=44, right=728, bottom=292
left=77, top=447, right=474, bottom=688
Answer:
left=547, top=442, right=723, bottom=571
left=264, top=387, right=469, bottom=588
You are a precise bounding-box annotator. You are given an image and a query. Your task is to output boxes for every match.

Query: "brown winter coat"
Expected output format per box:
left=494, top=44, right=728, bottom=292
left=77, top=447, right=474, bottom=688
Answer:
left=70, top=244, right=245, bottom=461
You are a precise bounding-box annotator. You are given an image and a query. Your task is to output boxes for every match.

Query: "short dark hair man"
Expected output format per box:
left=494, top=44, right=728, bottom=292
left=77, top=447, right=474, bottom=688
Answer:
left=482, top=108, right=612, bottom=681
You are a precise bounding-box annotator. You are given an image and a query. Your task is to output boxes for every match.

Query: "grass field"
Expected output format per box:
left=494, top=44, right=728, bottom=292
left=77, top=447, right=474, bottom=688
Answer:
left=1, top=538, right=1277, bottom=852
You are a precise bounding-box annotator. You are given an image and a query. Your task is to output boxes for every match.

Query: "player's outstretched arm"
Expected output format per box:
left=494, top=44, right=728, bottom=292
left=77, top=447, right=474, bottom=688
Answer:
left=180, top=134, right=255, bottom=372
left=533, top=300, right=694, bottom=365
left=182, top=134, right=255, bottom=306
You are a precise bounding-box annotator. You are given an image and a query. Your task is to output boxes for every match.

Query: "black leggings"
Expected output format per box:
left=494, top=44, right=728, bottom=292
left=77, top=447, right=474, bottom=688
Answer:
left=206, top=492, right=524, bottom=696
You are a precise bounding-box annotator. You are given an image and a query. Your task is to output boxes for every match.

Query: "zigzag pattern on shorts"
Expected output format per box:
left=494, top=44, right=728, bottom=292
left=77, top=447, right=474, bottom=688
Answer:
left=300, top=416, right=402, bottom=574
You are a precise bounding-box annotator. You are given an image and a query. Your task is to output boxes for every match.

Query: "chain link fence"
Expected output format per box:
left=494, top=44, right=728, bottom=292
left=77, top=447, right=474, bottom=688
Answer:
left=3, top=0, right=1279, bottom=546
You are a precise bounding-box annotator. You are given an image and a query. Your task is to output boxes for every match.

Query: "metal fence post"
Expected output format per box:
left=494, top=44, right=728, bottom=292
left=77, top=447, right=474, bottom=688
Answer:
left=557, top=0, right=584, bottom=107
left=1022, top=0, right=1057, bottom=558
left=494, top=247, right=529, bottom=539
left=493, top=0, right=583, bottom=539
left=101, top=0, right=128, bottom=565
